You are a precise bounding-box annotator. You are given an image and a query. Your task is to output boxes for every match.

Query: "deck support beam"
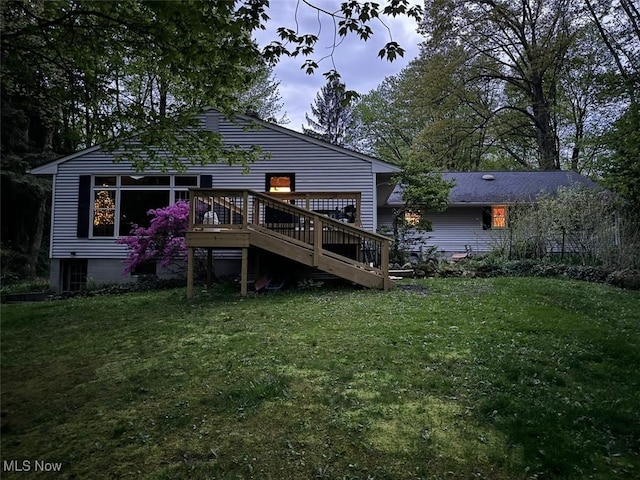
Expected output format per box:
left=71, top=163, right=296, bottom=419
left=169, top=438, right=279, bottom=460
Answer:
left=187, top=247, right=194, bottom=299
left=240, top=247, right=249, bottom=297
left=206, top=248, right=213, bottom=288
left=185, top=189, right=393, bottom=295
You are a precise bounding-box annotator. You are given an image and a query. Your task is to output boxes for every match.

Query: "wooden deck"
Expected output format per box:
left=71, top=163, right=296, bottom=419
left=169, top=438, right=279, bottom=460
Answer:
left=185, top=189, right=392, bottom=296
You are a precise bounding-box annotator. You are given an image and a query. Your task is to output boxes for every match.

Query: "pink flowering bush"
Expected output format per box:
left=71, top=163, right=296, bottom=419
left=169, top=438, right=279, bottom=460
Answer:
left=116, top=200, right=190, bottom=274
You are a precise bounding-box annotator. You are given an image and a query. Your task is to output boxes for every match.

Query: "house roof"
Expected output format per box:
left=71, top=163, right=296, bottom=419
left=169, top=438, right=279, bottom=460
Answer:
left=29, top=108, right=399, bottom=175
left=385, top=171, right=602, bottom=206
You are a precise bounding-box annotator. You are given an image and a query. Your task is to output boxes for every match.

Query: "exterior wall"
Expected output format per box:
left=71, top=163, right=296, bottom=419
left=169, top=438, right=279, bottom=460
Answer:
left=49, top=260, right=61, bottom=291
left=49, top=258, right=131, bottom=291
left=43, top=110, right=387, bottom=291
left=378, top=206, right=507, bottom=257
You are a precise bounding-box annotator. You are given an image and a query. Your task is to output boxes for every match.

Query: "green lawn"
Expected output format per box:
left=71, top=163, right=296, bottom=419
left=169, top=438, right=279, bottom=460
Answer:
left=1, top=277, right=639, bottom=479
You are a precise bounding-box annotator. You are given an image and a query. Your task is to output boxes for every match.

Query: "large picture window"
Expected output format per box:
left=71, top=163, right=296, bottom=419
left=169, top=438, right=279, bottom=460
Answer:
left=91, top=175, right=197, bottom=237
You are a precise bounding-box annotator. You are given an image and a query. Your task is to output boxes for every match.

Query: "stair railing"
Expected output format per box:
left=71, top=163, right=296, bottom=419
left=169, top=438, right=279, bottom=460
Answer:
left=189, top=188, right=390, bottom=275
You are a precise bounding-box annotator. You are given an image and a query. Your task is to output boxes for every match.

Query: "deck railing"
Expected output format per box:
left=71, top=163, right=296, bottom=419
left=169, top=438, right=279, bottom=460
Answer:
left=188, top=189, right=389, bottom=273
left=267, top=191, right=361, bottom=226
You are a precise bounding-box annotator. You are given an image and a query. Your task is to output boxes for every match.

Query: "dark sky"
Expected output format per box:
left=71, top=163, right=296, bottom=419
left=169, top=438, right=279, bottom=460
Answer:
left=253, top=0, right=423, bottom=131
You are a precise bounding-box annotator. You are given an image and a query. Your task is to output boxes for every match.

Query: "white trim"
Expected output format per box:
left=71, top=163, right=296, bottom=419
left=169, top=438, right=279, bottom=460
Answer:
left=48, top=175, right=57, bottom=256
left=29, top=145, right=103, bottom=174
left=372, top=174, right=378, bottom=230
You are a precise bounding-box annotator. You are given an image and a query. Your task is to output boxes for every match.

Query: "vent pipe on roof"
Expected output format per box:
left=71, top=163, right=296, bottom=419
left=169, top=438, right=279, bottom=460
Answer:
left=482, top=174, right=495, bottom=181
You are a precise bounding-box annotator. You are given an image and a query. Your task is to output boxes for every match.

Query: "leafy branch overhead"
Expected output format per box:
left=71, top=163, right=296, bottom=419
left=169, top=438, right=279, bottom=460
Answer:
left=263, top=0, right=423, bottom=81
left=2, top=0, right=422, bottom=172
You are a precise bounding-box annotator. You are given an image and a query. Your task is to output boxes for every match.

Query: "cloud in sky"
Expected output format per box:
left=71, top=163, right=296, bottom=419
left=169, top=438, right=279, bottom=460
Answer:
left=253, top=1, right=424, bottom=131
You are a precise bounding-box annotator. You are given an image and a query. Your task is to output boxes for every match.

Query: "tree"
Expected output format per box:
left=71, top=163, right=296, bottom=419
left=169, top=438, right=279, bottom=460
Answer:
left=401, top=48, right=500, bottom=171
left=263, top=0, right=424, bottom=93
left=303, top=78, right=356, bottom=146
left=584, top=0, right=640, bottom=101
left=351, top=74, right=420, bottom=164
left=602, top=103, right=640, bottom=218
left=1, top=1, right=269, bottom=170
left=419, top=0, right=582, bottom=170
left=237, top=65, right=289, bottom=125
left=115, top=201, right=190, bottom=275
left=557, top=23, right=616, bottom=174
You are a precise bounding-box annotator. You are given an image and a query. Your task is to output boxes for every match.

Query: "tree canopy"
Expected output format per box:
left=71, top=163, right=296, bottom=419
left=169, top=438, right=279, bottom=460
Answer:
left=350, top=0, right=639, bottom=185
left=1, top=0, right=269, bottom=171
left=303, top=78, right=356, bottom=146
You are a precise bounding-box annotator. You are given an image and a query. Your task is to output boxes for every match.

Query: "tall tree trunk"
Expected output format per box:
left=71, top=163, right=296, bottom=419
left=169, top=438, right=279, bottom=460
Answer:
left=570, top=105, right=585, bottom=171
left=27, top=197, right=46, bottom=278
left=159, top=77, right=167, bottom=118
left=531, top=76, right=560, bottom=170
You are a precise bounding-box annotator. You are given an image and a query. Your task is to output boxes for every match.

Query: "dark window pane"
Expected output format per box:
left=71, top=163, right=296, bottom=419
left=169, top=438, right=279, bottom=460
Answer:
left=482, top=207, right=492, bottom=230
left=121, top=176, right=170, bottom=186
left=175, top=176, right=198, bottom=186
left=62, top=259, right=87, bottom=291
left=94, top=176, right=116, bottom=187
left=174, top=191, right=190, bottom=202
left=119, top=190, right=170, bottom=236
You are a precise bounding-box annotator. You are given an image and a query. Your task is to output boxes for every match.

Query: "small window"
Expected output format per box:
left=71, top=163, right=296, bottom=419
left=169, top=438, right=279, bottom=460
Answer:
left=61, top=259, right=88, bottom=291
left=404, top=210, right=421, bottom=227
left=266, top=173, right=295, bottom=193
left=121, top=175, right=170, bottom=186
left=482, top=205, right=507, bottom=230
left=492, top=206, right=507, bottom=228
left=175, top=176, right=198, bottom=186
left=94, top=176, right=116, bottom=187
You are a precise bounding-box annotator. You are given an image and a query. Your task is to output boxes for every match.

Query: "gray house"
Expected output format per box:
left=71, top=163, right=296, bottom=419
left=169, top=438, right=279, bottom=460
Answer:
left=31, top=109, right=399, bottom=292
left=380, top=171, right=602, bottom=259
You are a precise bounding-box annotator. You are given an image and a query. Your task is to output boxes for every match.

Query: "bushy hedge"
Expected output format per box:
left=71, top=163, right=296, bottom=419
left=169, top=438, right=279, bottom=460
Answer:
left=441, top=256, right=640, bottom=290
left=49, top=276, right=187, bottom=300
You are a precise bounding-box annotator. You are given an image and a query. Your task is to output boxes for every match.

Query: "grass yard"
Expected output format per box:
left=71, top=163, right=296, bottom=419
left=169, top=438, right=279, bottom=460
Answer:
left=1, top=277, right=639, bottom=479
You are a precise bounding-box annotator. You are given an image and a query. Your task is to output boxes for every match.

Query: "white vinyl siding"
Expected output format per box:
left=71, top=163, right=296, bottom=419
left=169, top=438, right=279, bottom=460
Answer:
left=378, top=206, right=508, bottom=255
left=48, top=110, right=385, bottom=261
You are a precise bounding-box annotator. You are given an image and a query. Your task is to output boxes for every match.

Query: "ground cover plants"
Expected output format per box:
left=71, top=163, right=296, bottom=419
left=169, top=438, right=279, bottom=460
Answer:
left=1, top=277, right=639, bottom=479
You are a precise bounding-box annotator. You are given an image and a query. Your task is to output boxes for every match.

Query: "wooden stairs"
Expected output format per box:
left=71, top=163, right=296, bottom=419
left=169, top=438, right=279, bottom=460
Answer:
left=185, top=189, right=392, bottom=296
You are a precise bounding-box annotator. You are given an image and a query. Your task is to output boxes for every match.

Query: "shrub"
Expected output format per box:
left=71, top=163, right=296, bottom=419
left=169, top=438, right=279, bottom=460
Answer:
left=499, top=186, right=640, bottom=269
left=116, top=201, right=189, bottom=274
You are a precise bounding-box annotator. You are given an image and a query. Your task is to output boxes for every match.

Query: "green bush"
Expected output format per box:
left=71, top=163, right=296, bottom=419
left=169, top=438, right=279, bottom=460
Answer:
left=452, top=254, right=639, bottom=289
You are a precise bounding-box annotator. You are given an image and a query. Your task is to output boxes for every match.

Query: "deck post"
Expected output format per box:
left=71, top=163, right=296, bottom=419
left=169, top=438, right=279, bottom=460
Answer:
left=313, top=216, right=322, bottom=267
left=240, top=247, right=249, bottom=296
left=382, top=240, right=391, bottom=291
left=187, top=247, right=194, bottom=298
left=243, top=190, right=249, bottom=227
left=206, top=248, right=213, bottom=288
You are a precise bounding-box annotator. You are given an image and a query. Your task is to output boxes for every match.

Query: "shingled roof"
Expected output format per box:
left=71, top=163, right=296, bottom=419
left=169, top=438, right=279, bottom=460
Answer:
left=386, top=171, right=602, bottom=206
